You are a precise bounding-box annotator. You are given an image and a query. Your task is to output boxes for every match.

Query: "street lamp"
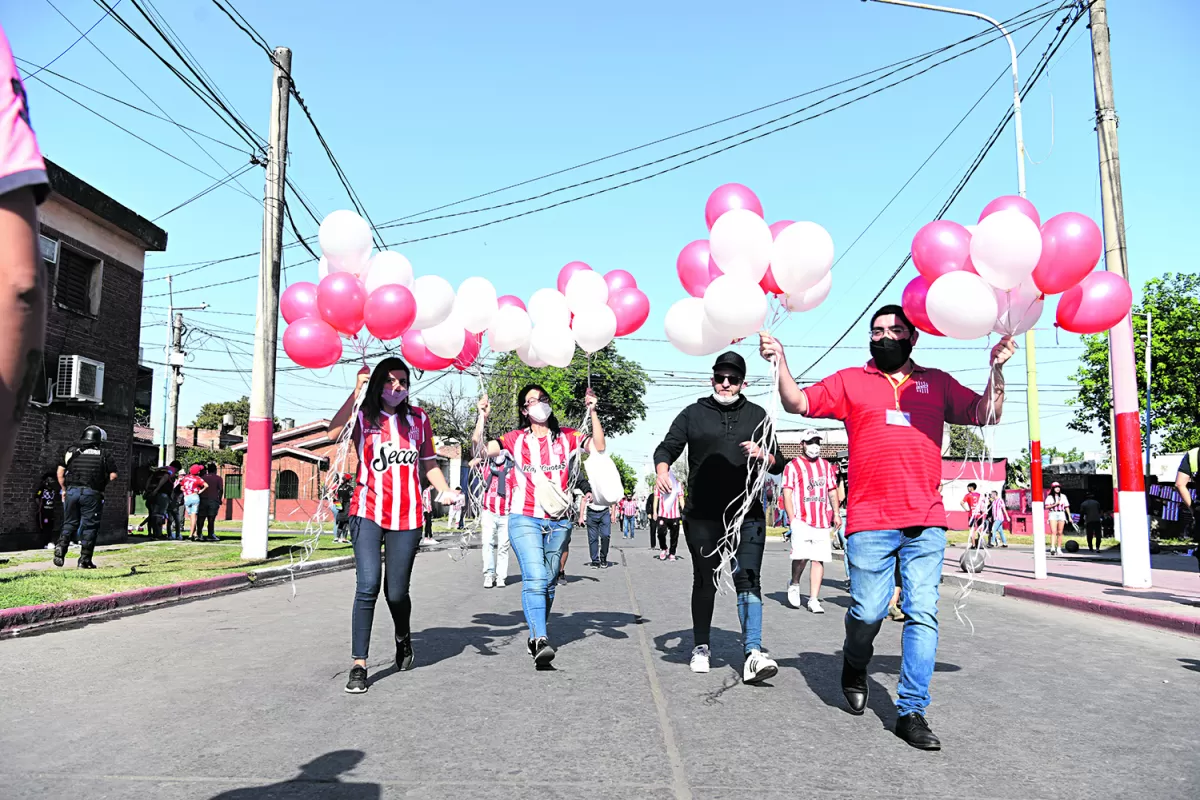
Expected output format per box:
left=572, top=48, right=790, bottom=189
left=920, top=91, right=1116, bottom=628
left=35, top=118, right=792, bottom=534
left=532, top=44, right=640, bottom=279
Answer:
left=866, top=0, right=1048, bottom=579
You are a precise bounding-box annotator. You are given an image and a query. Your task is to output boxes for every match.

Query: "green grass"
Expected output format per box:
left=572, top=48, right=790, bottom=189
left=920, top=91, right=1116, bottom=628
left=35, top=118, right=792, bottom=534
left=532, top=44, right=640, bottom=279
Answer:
left=0, top=532, right=352, bottom=610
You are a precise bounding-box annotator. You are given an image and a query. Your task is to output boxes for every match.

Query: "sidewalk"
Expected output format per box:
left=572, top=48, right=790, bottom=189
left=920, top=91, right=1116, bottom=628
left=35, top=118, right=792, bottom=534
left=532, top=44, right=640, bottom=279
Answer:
left=941, top=544, right=1200, bottom=635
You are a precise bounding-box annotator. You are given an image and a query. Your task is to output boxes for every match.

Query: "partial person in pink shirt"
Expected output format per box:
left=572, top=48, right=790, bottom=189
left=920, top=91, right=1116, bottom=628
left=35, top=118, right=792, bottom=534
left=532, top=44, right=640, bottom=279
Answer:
left=0, top=25, right=51, bottom=493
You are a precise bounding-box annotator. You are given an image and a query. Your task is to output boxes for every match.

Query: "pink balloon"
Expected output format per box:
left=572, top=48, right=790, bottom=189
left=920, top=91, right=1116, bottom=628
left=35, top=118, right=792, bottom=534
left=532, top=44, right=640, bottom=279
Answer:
left=704, top=183, right=764, bottom=230
left=979, top=195, right=1041, bottom=228
left=497, top=294, right=527, bottom=312
left=283, top=318, right=343, bottom=369
left=912, top=220, right=974, bottom=282
left=604, top=269, right=637, bottom=293
left=677, top=240, right=716, bottom=298
left=557, top=261, right=592, bottom=295
left=1055, top=271, right=1132, bottom=334
left=609, top=287, right=650, bottom=336
left=280, top=281, right=320, bottom=324
left=760, top=220, right=794, bottom=295
left=317, top=272, right=367, bottom=336
left=901, top=275, right=944, bottom=336
left=401, top=329, right=455, bottom=371
left=363, top=284, right=417, bottom=341
left=1032, top=212, right=1104, bottom=295
left=454, top=332, right=483, bottom=372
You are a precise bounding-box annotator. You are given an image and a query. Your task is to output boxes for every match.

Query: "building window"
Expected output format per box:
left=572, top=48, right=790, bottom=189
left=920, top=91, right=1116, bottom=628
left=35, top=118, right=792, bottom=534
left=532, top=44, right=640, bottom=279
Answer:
left=224, top=474, right=243, bottom=500
left=54, top=245, right=102, bottom=315
left=277, top=470, right=299, bottom=500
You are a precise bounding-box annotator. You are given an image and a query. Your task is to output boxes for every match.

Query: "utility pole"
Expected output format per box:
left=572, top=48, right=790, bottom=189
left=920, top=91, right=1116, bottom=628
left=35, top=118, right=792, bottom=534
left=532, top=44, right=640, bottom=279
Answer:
left=243, top=47, right=292, bottom=560
left=1143, top=309, right=1151, bottom=483
left=161, top=274, right=207, bottom=465
left=1090, top=0, right=1151, bottom=588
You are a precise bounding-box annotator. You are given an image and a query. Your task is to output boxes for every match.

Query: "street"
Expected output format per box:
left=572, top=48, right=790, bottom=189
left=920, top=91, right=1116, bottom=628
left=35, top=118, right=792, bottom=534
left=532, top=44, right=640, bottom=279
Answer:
left=1, top=536, right=1197, bottom=800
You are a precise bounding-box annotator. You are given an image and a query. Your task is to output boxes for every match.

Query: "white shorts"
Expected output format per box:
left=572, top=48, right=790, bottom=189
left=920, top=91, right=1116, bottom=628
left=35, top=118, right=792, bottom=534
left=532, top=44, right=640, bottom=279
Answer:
left=1048, top=511, right=1067, bottom=522
left=789, top=520, right=832, bottom=563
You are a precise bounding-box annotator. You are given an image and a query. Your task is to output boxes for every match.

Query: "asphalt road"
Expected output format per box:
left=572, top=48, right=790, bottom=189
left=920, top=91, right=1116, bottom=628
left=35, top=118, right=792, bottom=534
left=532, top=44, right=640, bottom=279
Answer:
left=1, top=533, right=1198, bottom=799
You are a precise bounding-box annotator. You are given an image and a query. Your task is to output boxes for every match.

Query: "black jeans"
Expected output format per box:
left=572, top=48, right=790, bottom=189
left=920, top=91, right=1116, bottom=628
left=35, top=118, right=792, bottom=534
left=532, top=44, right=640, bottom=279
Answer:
left=350, top=516, right=421, bottom=660
left=586, top=507, right=611, bottom=564
left=683, top=516, right=765, bottom=647
left=656, top=518, right=680, bottom=555
left=58, top=487, right=103, bottom=562
left=1086, top=521, right=1102, bottom=550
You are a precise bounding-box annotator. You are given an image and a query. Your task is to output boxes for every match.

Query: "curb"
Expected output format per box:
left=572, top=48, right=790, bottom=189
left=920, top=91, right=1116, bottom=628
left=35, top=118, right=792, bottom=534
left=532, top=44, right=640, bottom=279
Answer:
left=0, top=555, right=356, bottom=639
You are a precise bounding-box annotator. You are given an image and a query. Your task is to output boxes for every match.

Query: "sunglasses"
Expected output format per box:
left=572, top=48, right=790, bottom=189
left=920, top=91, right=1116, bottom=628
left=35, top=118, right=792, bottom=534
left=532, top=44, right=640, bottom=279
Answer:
left=712, top=373, right=744, bottom=386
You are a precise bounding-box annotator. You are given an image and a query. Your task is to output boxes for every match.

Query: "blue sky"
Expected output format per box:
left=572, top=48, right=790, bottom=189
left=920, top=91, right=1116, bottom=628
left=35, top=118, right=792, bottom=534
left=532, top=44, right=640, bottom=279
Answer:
left=7, top=0, right=1198, bottom=472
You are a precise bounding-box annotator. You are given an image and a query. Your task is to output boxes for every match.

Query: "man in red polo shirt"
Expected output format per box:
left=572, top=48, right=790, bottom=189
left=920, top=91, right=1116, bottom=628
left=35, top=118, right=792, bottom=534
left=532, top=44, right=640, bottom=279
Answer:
left=760, top=304, right=1014, bottom=751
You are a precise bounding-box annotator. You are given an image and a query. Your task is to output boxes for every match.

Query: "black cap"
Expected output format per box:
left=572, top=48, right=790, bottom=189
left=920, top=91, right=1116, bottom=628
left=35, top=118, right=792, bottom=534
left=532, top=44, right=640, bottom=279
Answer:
left=712, top=351, right=746, bottom=377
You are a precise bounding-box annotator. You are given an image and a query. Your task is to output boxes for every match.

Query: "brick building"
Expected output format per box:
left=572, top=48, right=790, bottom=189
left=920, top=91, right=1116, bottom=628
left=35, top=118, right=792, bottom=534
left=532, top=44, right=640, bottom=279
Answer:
left=0, top=160, right=167, bottom=550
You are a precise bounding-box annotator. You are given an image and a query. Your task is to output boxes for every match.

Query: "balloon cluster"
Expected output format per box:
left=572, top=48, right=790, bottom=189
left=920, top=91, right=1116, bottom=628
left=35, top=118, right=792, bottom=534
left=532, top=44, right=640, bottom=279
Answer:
left=280, top=210, right=648, bottom=372
left=901, top=196, right=1131, bottom=339
left=666, top=184, right=834, bottom=355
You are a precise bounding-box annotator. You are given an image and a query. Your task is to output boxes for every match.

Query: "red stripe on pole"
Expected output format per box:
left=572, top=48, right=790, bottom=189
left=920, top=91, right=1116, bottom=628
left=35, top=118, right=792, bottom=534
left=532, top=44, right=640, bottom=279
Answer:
left=1030, top=439, right=1044, bottom=497
left=1114, top=411, right=1145, bottom=491
left=245, top=418, right=274, bottom=491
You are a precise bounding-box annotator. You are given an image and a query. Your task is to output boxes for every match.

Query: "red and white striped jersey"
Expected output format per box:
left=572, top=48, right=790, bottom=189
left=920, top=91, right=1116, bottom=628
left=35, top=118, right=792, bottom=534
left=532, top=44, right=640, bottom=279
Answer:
left=781, top=457, right=838, bottom=529
left=481, top=460, right=515, bottom=516
left=500, top=427, right=581, bottom=519
left=656, top=488, right=681, bottom=519
left=350, top=406, right=436, bottom=531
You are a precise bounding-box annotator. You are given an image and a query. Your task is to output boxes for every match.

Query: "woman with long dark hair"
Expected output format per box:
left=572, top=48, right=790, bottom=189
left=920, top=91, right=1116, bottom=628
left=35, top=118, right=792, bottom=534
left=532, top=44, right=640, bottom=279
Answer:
left=328, top=358, right=459, bottom=694
left=1046, top=481, right=1070, bottom=556
left=477, top=383, right=604, bottom=667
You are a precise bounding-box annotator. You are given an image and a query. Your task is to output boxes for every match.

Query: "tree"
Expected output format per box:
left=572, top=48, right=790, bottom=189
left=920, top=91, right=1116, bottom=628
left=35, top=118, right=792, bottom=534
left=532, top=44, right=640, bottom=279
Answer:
left=945, top=426, right=988, bottom=459
left=1006, top=445, right=1086, bottom=489
left=424, top=384, right=477, bottom=448
left=1069, top=273, right=1200, bottom=453
left=480, top=344, right=649, bottom=438
left=177, top=446, right=242, bottom=468
left=609, top=454, right=638, bottom=495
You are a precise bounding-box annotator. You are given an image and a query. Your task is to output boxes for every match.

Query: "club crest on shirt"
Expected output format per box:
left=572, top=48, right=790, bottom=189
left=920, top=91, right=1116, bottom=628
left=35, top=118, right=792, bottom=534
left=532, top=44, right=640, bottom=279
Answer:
left=915, top=380, right=929, bottom=394
left=370, top=441, right=418, bottom=472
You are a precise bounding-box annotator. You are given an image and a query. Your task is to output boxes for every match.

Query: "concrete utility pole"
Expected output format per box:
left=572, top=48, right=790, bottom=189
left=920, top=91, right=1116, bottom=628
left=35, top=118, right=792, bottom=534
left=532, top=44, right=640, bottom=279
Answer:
left=1090, top=0, right=1151, bottom=588
left=165, top=312, right=184, bottom=464
left=243, top=47, right=292, bottom=560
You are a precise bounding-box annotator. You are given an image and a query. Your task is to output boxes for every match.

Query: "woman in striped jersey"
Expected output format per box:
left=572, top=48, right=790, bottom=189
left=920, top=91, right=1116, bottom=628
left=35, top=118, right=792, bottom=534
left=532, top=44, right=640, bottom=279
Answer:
left=479, top=383, right=605, bottom=668
left=328, top=358, right=460, bottom=694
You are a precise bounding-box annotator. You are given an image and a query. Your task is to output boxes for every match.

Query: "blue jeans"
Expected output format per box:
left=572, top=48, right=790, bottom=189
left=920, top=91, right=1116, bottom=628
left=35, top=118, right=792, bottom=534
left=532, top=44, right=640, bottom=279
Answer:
left=844, top=527, right=945, bottom=716
left=508, top=514, right=572, bottom=640
left=622, top=516, right=635, bottom=538
left=989, top=518, right=1007, bottom=546
left=586, top=507, right=611, bottom=564
left=350, top=517, right=420, bottom=660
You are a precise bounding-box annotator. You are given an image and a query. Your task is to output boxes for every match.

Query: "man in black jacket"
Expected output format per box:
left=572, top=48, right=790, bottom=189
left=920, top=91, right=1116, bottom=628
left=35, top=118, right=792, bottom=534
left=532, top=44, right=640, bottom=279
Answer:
left=54, top=425, right=116, bottom=569
left=653, top=351, right=784, bottom=684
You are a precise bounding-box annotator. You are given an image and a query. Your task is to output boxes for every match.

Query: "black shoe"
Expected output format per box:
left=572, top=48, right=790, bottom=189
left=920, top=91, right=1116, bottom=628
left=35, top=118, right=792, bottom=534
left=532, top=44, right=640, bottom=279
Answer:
left=396, top=635, right=414, bottom=671
left=894, top=712, right=941, bottom=750
left=841, top=658, right=868, bottom=716
left=77, top=560, right=97, bottom=570
left=533, top=637, right=556, bottom=667
left=344, top=665, right=368, bottom=694
left=527, top=638, right=537, bottom=659
left=588, top=560, right=600, bottom=568
left=600, top=560, right=610, bottom=569
left=52, top=544, right=65, bottom=568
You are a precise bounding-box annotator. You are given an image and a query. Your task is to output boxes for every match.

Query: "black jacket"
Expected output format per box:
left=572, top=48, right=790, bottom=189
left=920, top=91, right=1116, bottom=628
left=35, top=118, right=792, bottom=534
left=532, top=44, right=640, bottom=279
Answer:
left=653, top=395, right=784, bottom=522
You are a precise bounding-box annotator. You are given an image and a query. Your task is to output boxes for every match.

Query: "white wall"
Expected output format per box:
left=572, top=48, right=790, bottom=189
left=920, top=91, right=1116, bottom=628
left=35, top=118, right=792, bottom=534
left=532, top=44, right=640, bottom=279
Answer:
left=39, top=195, right=147, bottom=272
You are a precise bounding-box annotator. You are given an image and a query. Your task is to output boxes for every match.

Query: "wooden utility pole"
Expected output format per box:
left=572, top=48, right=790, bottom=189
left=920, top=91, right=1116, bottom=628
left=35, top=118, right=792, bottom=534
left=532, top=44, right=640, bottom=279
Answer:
left=165, top=311, right=183, bottom=464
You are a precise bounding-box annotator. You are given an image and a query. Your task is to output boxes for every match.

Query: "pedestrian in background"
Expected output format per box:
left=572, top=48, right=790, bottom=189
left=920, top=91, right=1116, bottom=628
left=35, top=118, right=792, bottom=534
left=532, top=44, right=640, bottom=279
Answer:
left=197, top=462, right=223, bottom=542
left=334, top=473, right=354, bottom=543
left=988, top=491, right=1009, bottom=547
left=53, top=426, right=116, bottom=569
left=177, top=465, right=208, bottom=541
left=1079, top=492, right=1102, bottom=552
left=781, top=428, right=840, bottom=614
left=34, top=472, right=58, bottom=549
left=654, top=477, right=682, bottom=562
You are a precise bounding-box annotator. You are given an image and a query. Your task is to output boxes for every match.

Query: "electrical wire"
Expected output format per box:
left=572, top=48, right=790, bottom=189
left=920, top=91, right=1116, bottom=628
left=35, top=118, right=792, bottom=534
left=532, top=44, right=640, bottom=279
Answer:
left=153, top=161, right=257, bottom=221
left=27, top=0, right=122, bottom=80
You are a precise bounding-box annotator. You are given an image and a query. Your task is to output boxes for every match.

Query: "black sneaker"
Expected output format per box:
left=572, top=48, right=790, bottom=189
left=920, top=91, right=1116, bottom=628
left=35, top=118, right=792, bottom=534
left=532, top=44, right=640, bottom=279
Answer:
left=52, top=545, right=65, bottom=568
left=77, top=560, right=97, bottom=570
left=527, top=638, right=537, bottom=658
left=533, top=637, right=556, bottom=667
left=396, top=635, right=414, bottom=671
left=344, top=665, right=368, bottom=694
left=894, top=712, right=941, bottom=750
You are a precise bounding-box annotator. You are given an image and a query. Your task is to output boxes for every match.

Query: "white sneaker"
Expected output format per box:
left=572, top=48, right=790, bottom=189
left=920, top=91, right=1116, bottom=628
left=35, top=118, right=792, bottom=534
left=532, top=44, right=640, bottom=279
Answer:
left=807, top=597, right=825, bottom=614
left=742, top=649, right=778, bottom=684
left=787, top=584, right=802, bottom=609
left=483, top=573, right=494, bottom=589
left=689, top=645, right=710, bottom=674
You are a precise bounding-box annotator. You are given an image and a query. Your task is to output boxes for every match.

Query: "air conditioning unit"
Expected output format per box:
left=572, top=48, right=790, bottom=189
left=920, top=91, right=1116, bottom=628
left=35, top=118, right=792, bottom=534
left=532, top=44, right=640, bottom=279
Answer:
left=56, top=355, right=105, bottom=403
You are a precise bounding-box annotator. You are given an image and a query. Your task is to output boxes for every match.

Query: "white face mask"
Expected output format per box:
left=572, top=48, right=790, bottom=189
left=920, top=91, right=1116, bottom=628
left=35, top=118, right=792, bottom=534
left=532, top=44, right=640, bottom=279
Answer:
left=804, top=444, right=821, bottom=459
left=711, top=391, right=738, bottom=406
left=527, top=402, right=552, bottom=423
left=492, top=454, right=506, bottom=465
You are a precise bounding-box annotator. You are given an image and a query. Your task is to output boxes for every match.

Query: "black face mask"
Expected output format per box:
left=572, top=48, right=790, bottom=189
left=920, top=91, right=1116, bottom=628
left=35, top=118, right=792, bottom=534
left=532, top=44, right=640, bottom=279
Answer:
left=869, top=337, right=913, bottom=372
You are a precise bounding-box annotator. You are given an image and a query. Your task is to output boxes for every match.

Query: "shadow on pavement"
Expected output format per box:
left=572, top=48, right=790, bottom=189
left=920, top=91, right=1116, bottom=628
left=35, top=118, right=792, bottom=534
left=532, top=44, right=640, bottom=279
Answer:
left=208, top=750, right=379, bottom=799
left=1104, top=587, right=1200, bottom=607
left=653, top=627, right=743, bottom=669
left=765, top=590, right=852, bottom=610
left=1180, top=658, right=1200, bottom=673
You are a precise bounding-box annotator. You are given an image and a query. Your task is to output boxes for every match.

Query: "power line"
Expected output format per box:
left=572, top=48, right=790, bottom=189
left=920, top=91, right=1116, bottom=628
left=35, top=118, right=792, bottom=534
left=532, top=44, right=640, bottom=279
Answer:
left=26, top=0, right=121, bottom=80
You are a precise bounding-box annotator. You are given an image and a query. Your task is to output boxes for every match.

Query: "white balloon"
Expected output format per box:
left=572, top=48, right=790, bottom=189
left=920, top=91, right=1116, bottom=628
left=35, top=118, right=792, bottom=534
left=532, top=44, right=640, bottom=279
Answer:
left=411, top=275, right=455, bottom=330
left=363, top=251, right=414, bottom=295
left=993, top=278, right=1043, bottom=336
left=318, top=256, right=330, bottom=281
left=664, top=297, right=726, bottom=356
left=454, top=276, right=499, bottom=334
left=964, top=224, right=978, bottom=235
left=969, top=209, right=1042, bottom=291
left=530, top=323, right=575, bottom=368
left=709, top=208, right=773, bottom=283
left=517, top=340, right=547, bottom=368
left=572, top=303, right=617, bottom=353
left=527, top=288, right=571, bottom=328
left=703, top=275, right=768, bottom=339
left=319, top=210, right=373, bottom=273
left=564, top=270, right=610, bottom=314
left=770, top=221, right=835, bottom=294
left=423, top=315, right=466, bottom=359
left=926, top=271, right=1000, bottom=340
left=784, top=271, right=832, bottom=312
left=488, top=305, right=532, bottom=352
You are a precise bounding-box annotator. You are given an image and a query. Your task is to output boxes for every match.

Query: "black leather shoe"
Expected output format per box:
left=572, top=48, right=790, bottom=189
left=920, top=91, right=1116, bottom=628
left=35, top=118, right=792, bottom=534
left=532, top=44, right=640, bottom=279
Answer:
left=841, top=658, right=868, bottom=715
left=895, top=712, right=941, bottom=750
left=396, top=635, right=414, bottom=671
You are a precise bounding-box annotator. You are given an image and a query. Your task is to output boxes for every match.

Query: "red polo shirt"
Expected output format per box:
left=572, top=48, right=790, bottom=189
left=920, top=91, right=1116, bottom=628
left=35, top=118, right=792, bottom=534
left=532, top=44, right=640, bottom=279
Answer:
left=802, top=360, right=983, bottom=535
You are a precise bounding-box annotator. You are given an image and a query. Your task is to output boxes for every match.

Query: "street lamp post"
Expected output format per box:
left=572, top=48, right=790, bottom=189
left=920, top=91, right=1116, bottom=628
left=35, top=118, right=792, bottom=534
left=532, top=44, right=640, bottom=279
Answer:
left=868, top=0, right=1047, bottom=579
